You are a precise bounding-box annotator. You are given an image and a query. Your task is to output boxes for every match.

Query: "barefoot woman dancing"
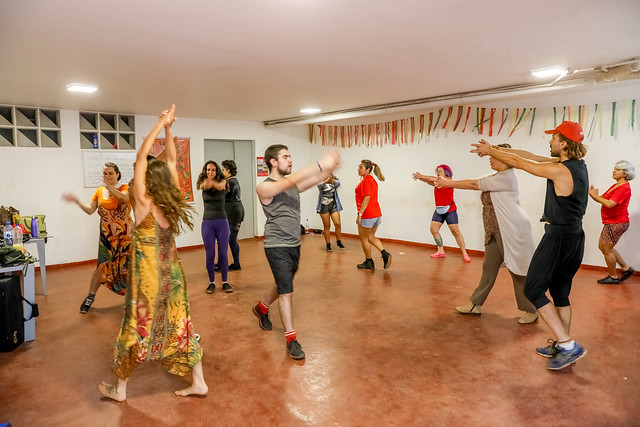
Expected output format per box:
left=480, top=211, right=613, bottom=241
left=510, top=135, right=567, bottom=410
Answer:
left=99, top=105, right=208, bottom=401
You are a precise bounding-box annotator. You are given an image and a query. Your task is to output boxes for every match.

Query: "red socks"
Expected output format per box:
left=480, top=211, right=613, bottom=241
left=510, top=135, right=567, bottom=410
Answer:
left=258, top=301, right=270, bottom=314
left=284, top=330, right=297, bottom=343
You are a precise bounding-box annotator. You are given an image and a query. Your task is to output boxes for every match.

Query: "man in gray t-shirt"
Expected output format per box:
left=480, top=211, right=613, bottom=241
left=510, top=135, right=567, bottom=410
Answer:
left=252, top=144, right=340, bottom=360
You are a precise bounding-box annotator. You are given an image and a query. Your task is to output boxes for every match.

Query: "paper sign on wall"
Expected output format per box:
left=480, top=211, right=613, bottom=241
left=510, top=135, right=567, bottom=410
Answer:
left=257, top=156, right=268, bottom=177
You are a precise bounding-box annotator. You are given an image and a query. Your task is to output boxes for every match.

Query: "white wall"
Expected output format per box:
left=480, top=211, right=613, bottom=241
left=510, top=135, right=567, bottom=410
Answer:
left=1, top=81, right=639, bottom=270
left=0, top=111, right=308, bottom=265
left=301, top=82, right=640, bottom=269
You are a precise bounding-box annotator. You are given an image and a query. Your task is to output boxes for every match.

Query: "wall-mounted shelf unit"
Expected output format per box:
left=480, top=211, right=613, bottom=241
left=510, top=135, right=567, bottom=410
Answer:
left=0, top=105, right=62, bottom=148
left=79, top=111, right=136, bottom=150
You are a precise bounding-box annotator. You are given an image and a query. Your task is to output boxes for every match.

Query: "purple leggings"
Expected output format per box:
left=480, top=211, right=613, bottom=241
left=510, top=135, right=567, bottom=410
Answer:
left=202, top=218, right=230, bottom=282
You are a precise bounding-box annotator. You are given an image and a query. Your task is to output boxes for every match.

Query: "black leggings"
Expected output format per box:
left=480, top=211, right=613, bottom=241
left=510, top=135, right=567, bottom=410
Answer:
left=229, top=222, right=240, bottom=265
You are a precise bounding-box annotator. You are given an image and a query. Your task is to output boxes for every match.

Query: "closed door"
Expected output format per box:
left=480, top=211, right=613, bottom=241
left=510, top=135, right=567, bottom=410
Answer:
left=203, top=139, right=255, bottom=239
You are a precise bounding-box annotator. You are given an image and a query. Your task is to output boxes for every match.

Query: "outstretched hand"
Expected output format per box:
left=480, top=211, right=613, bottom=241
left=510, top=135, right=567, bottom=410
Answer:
left=412, top=172, right=421, bottom=181
left=471, top=139, right=491, bottom=157
left=318, top=149, right=341, bottom=172
left=434, top=176, right=448, bottom=188
left=588, top=185, right=599, bottom=198
left=61, top=192, right=78, bottom=203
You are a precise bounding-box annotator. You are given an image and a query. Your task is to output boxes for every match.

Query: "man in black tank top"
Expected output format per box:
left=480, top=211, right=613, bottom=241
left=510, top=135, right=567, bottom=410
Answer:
left=472, top=121, right=588, bottom=371
left=253, top=144, right=341, bottom=360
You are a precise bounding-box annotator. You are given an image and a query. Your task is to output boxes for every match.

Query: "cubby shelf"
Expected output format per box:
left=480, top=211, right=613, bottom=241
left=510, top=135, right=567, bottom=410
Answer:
left=0, top=105, right=61, bottom=148
left=79, top=111, right=136, bottom=150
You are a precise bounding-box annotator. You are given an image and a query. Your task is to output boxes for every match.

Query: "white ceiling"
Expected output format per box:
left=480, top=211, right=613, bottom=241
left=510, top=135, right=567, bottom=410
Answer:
left=1, top=0, right=639, bottom=123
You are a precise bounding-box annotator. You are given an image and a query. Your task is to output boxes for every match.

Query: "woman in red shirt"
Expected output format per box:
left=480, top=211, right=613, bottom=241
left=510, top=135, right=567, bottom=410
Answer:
left=355, top=160, right=392, bottom=270
left=413, top=164, right=471, bottom=262
left=588, top=160, right=635, bottom=284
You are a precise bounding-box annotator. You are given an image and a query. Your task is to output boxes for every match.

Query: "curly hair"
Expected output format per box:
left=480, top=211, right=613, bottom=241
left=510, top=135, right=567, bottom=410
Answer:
left=196, top=160, right=225, bottom=189
left=131, top=160, right=194, bottom=235
left=361, top=159, right=385, bottom=181
left=558, top=135, right=587, bottom=160
left=615, top=160, right=635, bottom=181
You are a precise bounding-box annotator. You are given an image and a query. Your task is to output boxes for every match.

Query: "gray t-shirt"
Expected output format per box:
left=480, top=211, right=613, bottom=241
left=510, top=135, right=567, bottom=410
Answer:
left=261, top=177, right=301, bottom=247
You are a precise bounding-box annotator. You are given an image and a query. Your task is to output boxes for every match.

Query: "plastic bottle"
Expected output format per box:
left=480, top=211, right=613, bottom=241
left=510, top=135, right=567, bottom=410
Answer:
left=92, top=133, right=99, bottom=149
left=31, top=216, right=39, bottom=238
left=12, top=226, right=23, bottom=252
left=4, top=222, right=13, bottom=247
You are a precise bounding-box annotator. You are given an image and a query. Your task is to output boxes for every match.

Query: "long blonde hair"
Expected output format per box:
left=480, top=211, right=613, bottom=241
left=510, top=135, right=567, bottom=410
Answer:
left=131, top=160, right=194, bottom=235
left=361, top=159, right=385, bottom=181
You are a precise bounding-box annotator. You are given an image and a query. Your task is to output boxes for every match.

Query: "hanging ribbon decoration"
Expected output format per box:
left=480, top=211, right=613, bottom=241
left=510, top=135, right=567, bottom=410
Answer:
left=462, top=107, right=471, bottom=133
left=497, top=108, right=508, bottom=135
left=528, top=107, right=537, bottom=135
left=452, top=106, right=463, bottom=132
left=442, top=106, right=453, bottom=130
left=611, top=101, right=617, bottom=136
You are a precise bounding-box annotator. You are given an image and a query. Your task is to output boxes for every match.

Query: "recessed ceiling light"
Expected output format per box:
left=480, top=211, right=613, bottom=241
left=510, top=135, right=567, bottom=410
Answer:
left=66, top=83, right=98, bottom=93
left=530, top=66, right=568, bottom=78
left=300, top=107, right=321, bottom=114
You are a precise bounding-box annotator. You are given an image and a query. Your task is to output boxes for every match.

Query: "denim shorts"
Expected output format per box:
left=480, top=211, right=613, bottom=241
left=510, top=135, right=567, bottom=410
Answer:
left=360, top=216, right=382, bottom=228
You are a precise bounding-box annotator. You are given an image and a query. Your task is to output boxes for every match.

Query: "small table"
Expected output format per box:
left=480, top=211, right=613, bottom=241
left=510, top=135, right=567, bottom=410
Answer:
left=24, top=235, right=51, bottom=295
left=0, top=263, right=36, bottom=341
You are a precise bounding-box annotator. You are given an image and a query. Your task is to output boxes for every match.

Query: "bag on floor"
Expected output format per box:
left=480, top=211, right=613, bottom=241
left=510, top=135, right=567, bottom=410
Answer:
left=0, top=274, right=39, bottom=352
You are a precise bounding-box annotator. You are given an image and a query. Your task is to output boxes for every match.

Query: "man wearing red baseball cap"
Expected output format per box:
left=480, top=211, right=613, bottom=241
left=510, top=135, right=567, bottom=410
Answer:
left=471, top=121, right=589, bottom=371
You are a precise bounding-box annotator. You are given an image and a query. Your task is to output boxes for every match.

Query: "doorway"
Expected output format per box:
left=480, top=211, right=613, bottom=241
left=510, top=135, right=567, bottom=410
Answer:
left=203, top=139, right=255, bottom=239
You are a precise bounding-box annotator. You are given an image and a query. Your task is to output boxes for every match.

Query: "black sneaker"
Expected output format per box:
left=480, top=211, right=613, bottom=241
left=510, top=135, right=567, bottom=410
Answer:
left=381, top=250, right=392, bottom=269
left=252, top=304, right=272, bottom=330
left=621, top=267, right=636, bottom=282
left=336, top=240, right=345, bottom=249
left=79, top=296, right=94, bottom=314
left=206, top=283, right=216, bottom=294
left=228, top=264, right=242, bottom=271
left=536, top=339, right=559, bottom=358
left=357, top=258, right=374, bottom=269
left=286, top=340, right=306, bottom=360
left=597, top=275, right=620, bottom=285
left=326, top=243, right=332, bottom=252
left=222, top=282, right=233, bottom=293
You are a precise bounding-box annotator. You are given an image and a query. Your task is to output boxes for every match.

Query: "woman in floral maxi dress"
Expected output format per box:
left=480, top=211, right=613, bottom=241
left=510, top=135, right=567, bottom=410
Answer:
left=99, top=105, right=208, bottom=401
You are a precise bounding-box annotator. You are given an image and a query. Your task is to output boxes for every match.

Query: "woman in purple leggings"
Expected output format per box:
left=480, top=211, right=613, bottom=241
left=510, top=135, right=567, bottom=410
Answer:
left=197, top=161, right=233, bottom=293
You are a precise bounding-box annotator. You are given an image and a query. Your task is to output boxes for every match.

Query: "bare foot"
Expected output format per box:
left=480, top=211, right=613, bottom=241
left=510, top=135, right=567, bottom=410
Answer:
left=175, top=383, right=208, bottom=397
left=99, top=381, right=126, bottom=402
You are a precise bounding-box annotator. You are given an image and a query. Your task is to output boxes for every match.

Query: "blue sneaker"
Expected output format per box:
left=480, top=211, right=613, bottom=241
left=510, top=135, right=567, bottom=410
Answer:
left=536, top=339, right=558, bottom=358
left=547, top=343, right=587, bottom=370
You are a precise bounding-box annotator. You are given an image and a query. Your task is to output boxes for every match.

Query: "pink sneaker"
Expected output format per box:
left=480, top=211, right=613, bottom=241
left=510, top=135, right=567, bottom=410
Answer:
left=431, top=252, right=446, bottom=258
left=463, top=255, right=471, bottom=262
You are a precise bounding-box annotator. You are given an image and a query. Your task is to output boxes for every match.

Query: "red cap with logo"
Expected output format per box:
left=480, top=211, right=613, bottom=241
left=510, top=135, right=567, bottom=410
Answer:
left=544, top=121, right=584, bottom=143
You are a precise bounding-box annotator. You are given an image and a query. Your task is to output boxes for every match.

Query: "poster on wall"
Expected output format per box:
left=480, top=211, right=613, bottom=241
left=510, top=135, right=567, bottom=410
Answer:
left=152, top=137, right=194, bottom=203
left=257, top=156, right=268, bottom=177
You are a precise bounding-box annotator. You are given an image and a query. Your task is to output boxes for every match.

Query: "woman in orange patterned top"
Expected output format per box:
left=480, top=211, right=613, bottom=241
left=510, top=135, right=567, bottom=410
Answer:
left=62, top=162, right=133, bottom=314
left=98, top=105, right=207, bottom=401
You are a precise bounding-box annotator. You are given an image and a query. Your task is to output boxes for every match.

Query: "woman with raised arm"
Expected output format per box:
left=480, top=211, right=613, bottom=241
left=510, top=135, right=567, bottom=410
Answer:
left=316, top=174, right=345, bottom=252
left=222, top=160, right=244, bottom=271
left=434, top=145, right=538, bottom=323
left=99, top=105, right=207, bottom=401
left=355, top=160, right=392, bottom=270
left=62, top=162, right=133, bottom=314
left=413, top=165, right=470, bottom=262
left=589, top=160, right=635, bottom=284
left=197, top=160, right=232, bottom=293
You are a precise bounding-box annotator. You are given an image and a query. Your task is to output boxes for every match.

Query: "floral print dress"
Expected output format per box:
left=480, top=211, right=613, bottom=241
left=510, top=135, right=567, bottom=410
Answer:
left=112, top=212, right=202, bottom=380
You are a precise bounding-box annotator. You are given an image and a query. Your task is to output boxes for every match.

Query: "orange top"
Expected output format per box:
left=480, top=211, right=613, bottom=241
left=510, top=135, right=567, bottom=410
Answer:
left=92, top=184, right=129, bottom=210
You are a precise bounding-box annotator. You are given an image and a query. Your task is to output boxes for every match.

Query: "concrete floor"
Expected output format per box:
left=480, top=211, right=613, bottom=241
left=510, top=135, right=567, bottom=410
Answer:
left=1, top=234, right=639, bottom=426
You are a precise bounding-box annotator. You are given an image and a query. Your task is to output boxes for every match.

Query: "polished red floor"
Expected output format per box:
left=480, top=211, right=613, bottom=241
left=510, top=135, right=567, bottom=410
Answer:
left=1, top=234, right=639, bottom=426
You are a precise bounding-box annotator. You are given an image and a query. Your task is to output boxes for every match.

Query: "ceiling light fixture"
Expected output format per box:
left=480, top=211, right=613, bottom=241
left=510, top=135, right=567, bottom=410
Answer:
left=66, top=83, right=98, bottom=93
left=530, top=66, right=568, bottom=78
left=300, top=107, right=321, bottom=114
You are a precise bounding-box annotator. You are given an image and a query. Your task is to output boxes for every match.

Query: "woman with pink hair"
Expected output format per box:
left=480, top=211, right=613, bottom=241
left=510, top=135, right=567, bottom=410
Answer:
left=413, top=164, right=471, bottom=262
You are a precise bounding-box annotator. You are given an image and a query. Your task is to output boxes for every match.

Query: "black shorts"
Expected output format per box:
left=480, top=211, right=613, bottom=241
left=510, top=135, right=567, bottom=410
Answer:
left=264, top=246, right=300, bottom=295
left=318, top=200, right=339, bottom=215
left=524, top=224, right=585, bottom=309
